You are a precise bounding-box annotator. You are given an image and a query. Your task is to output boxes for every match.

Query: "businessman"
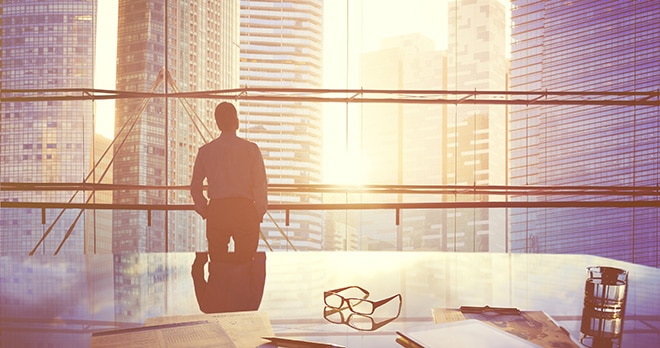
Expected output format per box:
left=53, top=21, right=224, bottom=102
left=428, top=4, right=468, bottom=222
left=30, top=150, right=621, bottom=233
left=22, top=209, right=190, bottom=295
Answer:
left=190, top=102, right=267, bottom=264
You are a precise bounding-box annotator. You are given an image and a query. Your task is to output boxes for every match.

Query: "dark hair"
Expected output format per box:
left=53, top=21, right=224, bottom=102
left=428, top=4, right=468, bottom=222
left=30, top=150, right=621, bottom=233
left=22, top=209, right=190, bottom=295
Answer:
left=214, top=102, right=239, bottom=131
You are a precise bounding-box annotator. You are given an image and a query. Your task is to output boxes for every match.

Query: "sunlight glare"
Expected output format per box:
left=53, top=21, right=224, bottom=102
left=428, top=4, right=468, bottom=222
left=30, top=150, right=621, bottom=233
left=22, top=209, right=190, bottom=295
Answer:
left=323, top=150, right=367, bottom=185
left=94, top=0, right=118, bottom=139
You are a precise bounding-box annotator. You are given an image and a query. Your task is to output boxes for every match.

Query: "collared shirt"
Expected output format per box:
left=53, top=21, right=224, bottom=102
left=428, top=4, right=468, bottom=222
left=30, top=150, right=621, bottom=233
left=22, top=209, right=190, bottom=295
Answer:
left=190, top=132, right=268, bottom=219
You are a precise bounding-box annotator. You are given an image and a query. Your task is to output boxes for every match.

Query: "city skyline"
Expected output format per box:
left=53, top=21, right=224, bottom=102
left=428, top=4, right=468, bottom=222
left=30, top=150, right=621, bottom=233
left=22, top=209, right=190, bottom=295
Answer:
left=2, top=0, right=658, bottom=266
left=93, top=0, right=467, bottom=184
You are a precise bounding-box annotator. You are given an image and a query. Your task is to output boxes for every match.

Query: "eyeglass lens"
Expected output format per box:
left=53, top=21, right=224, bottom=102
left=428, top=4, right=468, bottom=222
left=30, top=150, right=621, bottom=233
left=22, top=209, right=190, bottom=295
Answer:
left=324, top=293, right=345, bottom=308
left=325, top=293, right=374, bottom=314
left=347, top=298, right=374, bottom=315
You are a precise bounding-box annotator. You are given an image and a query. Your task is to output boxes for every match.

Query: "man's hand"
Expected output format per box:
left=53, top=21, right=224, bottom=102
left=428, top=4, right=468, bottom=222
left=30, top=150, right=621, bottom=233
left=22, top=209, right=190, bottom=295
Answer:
left=195, top=203, right=208, bottom=219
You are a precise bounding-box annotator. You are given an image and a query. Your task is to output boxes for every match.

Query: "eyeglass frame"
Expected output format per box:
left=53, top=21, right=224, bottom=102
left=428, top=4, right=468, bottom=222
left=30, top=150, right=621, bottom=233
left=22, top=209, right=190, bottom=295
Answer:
left=323, top=305, right=401, bottom=332
left=324, top=286, right=401, bottom=316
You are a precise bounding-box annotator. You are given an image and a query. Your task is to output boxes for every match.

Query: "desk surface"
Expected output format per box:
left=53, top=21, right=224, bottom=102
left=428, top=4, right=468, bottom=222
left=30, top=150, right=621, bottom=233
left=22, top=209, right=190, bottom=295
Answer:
left=1, top=252, right=659, bottom=347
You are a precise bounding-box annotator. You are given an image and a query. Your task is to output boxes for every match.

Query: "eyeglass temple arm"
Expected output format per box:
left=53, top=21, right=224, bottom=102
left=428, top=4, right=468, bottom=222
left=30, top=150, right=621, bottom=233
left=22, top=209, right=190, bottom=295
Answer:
left=371, top=293, right=402, bottom=307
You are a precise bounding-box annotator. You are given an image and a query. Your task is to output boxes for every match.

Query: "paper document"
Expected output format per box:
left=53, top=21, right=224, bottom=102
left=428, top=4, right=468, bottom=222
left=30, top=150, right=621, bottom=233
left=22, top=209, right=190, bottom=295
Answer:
left=145, top=310, right=273, bottom=348
left=91, top=320, right=236, bottom=348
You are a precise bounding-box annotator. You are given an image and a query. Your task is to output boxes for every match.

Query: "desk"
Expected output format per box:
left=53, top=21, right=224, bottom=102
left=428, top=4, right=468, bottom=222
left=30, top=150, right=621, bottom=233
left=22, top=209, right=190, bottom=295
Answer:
left=1, top=252, right=659, bottom=347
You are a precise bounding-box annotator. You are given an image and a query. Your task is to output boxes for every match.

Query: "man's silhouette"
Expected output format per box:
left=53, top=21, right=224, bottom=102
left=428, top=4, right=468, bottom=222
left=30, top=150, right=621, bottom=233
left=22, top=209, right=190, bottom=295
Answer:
left=190, top=102, right=267, bottom=264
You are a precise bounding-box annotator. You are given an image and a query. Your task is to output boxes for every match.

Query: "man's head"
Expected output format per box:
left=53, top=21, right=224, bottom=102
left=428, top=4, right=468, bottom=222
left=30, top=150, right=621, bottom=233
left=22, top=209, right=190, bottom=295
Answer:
left=214, top=102, right=239, bottom=132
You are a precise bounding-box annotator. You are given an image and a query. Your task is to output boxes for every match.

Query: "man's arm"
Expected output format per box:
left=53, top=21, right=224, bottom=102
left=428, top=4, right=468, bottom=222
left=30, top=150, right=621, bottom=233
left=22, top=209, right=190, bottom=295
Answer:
left=190, top=148, right=208, bottom=219
left=252, top=144, right=268, bottom=222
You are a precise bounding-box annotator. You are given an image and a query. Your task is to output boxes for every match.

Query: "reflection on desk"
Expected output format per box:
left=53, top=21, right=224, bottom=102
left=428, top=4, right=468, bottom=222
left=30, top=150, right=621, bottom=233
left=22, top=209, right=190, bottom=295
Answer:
left=1, top=252, right=659, bottom=347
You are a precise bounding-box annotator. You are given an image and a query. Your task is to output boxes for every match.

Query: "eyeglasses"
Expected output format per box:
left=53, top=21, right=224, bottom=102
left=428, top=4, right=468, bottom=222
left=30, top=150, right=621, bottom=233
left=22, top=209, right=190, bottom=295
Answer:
left=324, top=286, right=401, bottom=316
left=323, top=306, right=401, bottom=332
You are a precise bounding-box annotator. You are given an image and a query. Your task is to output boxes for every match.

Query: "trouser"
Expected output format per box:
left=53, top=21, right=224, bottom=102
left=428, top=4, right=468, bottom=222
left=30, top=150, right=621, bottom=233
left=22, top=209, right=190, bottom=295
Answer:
left=206, top=197, right=260, bottom=264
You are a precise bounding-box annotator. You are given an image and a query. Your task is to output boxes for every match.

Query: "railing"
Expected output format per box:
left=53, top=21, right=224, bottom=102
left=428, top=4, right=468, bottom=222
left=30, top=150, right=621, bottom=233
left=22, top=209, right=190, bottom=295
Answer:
left=5, top=182, right=660, bottom=206
left=4, top=183, right=660, bottom=226
left=3, top=86, right=660, bottom=256
left=3, top=182, right=660, bottom=255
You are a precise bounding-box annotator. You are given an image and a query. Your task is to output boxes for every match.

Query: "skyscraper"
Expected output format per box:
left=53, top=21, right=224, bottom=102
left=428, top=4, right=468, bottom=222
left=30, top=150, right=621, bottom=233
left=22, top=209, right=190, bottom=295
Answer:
left=445, top=0, right=508, bottom=252
left=1, top=0, right=97, bottom=254
left=240, top=0, right=324, bottom=250
left=353, top=0, right=507, bottom=252
left=113, top=0, right=240, bottom=252
left=509, top=1, right=660, bottom=267
left=358, top=33, right=446, bottom=250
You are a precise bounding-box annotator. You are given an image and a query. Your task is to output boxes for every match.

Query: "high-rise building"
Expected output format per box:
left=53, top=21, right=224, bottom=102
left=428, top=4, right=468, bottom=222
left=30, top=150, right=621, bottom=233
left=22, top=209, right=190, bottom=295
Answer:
left=354, top=0, right=507, bottom=252
left=445, top=0, right=508, bottom=252
left=240, top=0, right=324, bottom=250
left=358, top=33, right=446, bottom=250
left=84, top=133, right=113, bottom=253
left=113, top=0, right=240, bottom=252
left=509, top=1, right=660, bottom=267
left=1, top=0, right=97, bottom=254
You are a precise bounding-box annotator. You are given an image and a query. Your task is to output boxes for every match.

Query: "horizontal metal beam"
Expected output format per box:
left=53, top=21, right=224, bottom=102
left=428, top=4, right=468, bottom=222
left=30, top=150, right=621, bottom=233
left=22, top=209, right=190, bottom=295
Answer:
left=3, top=200, right=660, bottom=211
left=3, top=182, right=660, bottom=197
left=2, top=87, right=659, bottom=106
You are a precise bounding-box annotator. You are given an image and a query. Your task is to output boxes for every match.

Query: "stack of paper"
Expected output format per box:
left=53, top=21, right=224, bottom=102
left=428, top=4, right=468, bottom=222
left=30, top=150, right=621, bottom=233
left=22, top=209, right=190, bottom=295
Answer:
left=396, top=319, right=542, bottom=348
left=431, top=307, right=580, bottom=348
left=91, top=311, right=273, bottom=348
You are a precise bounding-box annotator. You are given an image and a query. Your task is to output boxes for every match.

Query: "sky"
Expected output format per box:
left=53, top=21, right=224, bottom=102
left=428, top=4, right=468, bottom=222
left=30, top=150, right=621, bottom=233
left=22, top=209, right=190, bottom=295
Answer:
left=93, top=0, right=467, bottom=183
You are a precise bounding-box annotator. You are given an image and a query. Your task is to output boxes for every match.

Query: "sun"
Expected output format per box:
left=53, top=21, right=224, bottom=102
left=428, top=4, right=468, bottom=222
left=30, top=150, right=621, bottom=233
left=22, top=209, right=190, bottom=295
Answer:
left=323, top=151, right=368, bottom=185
